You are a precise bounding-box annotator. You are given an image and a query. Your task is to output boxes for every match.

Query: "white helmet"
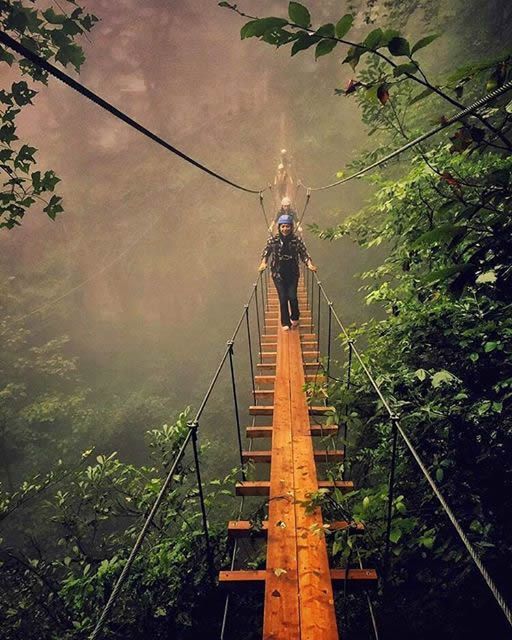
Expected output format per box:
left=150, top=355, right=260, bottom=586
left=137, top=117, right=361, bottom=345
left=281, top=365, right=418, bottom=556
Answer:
left=277, top=163, right=284, bottom=170
left=281, top=196, right=291, bottom=206
left=280, top=148, right=287, bottom=156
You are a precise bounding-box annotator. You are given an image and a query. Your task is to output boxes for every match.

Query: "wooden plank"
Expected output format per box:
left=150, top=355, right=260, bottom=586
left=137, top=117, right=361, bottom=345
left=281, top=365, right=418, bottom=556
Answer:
left=219, top=568, right=377, bottom=589
left=235, top=480, right=353, bottom=497
left=227, top=520, right=365, bottom=538
left=309, top=406, right=336, bottom=415
left=249, top=405, right=274, bottom=415
left=264, top=322, right=300, bottom=638
left=288, top=329, right=339, bottom=640
left=242, top=450, right=344, bottom=463
left=246, top=424, right=338, bottom=438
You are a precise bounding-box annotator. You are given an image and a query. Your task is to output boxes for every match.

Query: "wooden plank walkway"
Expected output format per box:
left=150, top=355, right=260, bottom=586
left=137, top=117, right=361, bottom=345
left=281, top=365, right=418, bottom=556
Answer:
left=220, top=279, right=377, bottom=638
left=262, top=284, right=338, bottom=640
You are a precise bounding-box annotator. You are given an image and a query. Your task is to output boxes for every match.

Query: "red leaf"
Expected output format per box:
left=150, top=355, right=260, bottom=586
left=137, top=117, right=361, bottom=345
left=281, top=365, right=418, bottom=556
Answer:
left=345, top=79, right=362, bottom=95
left=377, top=83, right=390, bottom=105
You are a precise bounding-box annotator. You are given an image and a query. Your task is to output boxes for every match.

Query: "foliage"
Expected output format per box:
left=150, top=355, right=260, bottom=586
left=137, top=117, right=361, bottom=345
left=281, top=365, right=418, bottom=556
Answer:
left=223, top=1, right=512, bottom=637
left=0, top=410, right=238, bottom=639
left=0, top=0, right=98, bottom=228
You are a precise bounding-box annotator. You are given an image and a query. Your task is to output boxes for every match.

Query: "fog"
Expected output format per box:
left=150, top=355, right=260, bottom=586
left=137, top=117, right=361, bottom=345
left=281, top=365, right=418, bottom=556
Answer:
left=5, top=0, right=471, bottom=463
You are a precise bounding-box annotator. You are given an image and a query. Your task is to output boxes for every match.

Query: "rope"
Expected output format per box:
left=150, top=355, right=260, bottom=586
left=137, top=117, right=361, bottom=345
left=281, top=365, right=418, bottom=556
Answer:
left=303, top=79, right=512, bottom=192
left=89, top=427, right=194, bottom=640
left=298, top=186, right=311, bottom=226
left=314, top=274, right=512, bottom=629
left=89, top=272, right=262, bottom=638
left=0, top=31, right=268, bottom=195
left=259, top=191, right=271, bottom=233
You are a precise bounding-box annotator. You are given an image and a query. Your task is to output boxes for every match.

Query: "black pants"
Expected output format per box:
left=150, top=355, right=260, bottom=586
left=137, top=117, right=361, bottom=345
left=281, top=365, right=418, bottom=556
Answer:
left=273, top=275, right=299, bottom=327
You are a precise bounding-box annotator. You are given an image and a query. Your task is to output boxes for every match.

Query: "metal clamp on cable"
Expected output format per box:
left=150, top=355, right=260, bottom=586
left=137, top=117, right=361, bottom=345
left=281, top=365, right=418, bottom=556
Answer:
left=187, top=420, right=199, bottom=432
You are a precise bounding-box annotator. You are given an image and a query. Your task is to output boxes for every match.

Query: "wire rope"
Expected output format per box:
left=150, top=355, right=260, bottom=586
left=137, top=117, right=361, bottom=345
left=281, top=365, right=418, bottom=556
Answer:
left=0, top=31, right=269, bottom=195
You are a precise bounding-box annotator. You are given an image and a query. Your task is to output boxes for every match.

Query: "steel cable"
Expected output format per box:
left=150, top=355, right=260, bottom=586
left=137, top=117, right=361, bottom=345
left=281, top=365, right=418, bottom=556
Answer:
left=303, top=79, right=512, bottom=192
left=0, top=31, right=269, bottom=195
left=314, top=274, right=512, bottom=629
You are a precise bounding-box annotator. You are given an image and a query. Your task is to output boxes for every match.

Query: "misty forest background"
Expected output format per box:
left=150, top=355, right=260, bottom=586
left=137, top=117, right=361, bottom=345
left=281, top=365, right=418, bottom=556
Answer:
left=1, top=0, right=511, bottom=638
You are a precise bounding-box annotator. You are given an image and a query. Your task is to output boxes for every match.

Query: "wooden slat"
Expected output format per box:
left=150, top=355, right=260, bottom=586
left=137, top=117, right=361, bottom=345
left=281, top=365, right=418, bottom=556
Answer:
left=257, top=362, right=324, bottom=369
left=246, top=424, right=338, bottom=438
left=227, top=520, right=365, bottom=538
left=219, top=568, right=377, bottom=589
left=236, top=480, right=353, bottom=496
left=309, top=406, right=336, bottom=415
left=242, top=450, right=344, bottom=463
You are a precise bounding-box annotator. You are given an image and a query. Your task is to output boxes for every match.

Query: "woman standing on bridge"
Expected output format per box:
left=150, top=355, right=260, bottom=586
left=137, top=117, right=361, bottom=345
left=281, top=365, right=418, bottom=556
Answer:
left=259, top=214, right=317, bottom=331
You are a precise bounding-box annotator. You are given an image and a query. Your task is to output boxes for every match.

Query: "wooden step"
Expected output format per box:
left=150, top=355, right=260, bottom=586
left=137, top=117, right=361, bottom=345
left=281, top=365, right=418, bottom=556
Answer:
left=254, top=374, right=325, bottom=385
left=256, top=362, right=323, bottom=370
left=242, top=450, right=344, bottom=463
left=246, top=424, right=338, bottom=438
left=260, top=340, right=318, bottom=349
left=235, top=480, right=354, bottom=496
left=227, top=519, right=364, bottom=538
left=249, top=405, right=333, bottom=416
left=219, top=568, right=377, bottom=590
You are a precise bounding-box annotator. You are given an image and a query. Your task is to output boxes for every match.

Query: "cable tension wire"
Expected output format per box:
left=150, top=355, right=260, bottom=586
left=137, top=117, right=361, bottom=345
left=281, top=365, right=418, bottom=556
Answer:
left=0, top=31, right=267, bottom=195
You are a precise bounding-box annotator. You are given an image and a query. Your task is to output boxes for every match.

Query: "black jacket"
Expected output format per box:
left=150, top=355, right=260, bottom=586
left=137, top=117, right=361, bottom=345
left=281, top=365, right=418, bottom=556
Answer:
left=261, top=233, right=311, bottom=280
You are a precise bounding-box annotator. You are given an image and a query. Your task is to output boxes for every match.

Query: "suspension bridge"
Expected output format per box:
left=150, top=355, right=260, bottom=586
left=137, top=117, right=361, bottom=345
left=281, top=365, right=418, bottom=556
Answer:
left=2, top=28, right=511, bottom=640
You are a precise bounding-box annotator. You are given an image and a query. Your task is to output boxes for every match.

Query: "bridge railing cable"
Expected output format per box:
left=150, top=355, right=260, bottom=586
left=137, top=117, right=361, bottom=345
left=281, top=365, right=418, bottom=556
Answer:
left=0, top=31, right=269, bottom=196
left=311, top=273, right=512, bottom=630
left=89, top=270, right=265, bottom=640
left=300, top=80, right=512, bottom=192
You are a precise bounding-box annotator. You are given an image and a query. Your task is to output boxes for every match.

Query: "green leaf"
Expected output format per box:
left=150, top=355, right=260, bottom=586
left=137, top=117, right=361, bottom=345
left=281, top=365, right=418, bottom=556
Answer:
left=411, top=34, right=440, bottom=55
left=476, top=270, right=497, bottom=284
left=409, top=87, right=434, bottom=105
left=393, top=62, right=419, bottom=77
left=55, top=43, right=85, bottom=70
left=414, top=224, right=465, bottom=246
left=335, top=14, right=353, bottom=39
left=288, top=2, right=311, bottom=28
left=389, top=528, right=402, bottom=543
left=240, top=17, right=288, bottom=40
left=291, top=32, right=319, bottom=56
left=240, top=20, right=260, bottom=39
left=315, top=23, right=335, bottom=38
left=415, top=368, right=427, bottom=381
left=43, top=8, right=67, bottom=24
left=423, top=263, right=474, bottom=284
left=420, top=536, right=435, bottom=549
left=0, top=46, right=14, bottom=66
left=315, top=39, right=337, bottom=59
left=431, top=370, right=457, bottom=388
left=363, top=28, right=383, bottom=50
left=388, top=37, right=410, bottom=57
left=484, top=341, right=498, bottom=353
left=380, top=29, right=400, bottom=45
left=435, top=467, right=444, bottom=482
left=343, top=45, right=365, bottom=70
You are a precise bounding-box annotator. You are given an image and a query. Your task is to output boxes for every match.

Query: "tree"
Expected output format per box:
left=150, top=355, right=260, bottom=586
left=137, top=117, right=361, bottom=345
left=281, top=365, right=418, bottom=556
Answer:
left=0, top=0, right=98, bottom=229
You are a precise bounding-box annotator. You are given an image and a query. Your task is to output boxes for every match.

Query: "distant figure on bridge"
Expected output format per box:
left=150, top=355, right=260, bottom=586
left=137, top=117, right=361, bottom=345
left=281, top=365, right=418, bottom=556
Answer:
left=269, top=196, right=302, bottom=235
left=259, top=214, right=317, bottom=331
left=274, top=162, right=293, bottom=203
